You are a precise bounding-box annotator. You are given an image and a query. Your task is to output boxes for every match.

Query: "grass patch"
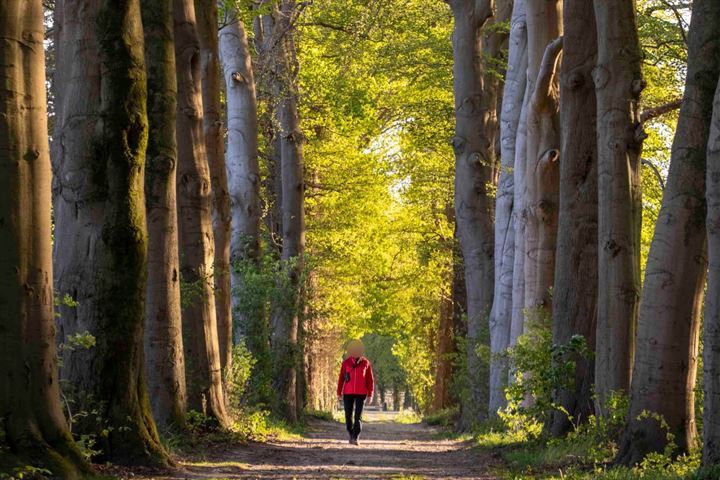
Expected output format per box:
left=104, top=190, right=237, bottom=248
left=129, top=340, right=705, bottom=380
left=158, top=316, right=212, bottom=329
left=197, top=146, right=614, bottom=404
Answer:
left=424, top=407, right=458, bottom=427
left=394, top=410, right=422, bottom=424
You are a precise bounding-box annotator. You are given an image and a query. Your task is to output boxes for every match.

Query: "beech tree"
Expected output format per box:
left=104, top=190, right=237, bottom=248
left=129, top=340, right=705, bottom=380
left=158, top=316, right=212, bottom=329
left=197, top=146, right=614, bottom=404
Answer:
left=174, top=0, right=229, bottom=427
left=141, top=0, right=187, bottom=431
left=195, top=0, right=234, bottom=373
left=447, top=0, right=496, bottom=427
left=549, top=0, right=598, bottom=436
left=270, top=0, right=307, bottom=423
left=53, top=0, right=168, bottom=465
left=618, top=0, right=720, bottom=464
left=0, top=1, right=90, bottom=475
left=521, top=0, right=561, bottom=316
left=593, top=0, right=644, bottom=415
left=219, top=9, right=262, bottom=344
left=704, top=65, right=720, bottom=471
left=489, top=0, right=527, bottom=416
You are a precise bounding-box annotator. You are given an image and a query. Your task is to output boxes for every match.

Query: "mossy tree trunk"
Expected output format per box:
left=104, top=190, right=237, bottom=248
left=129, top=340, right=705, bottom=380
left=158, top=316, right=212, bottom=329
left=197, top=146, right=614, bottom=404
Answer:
left=173, top=0, right=230, bottom=428
left=141, top=0, right=187, bottom=432
left=53, top=0, right=168, bottom=466
left=617, top=0, right=720, bottom=464
left=195, top=0, right=233, bottom=376
left=0, top=1, right=91, bottom=476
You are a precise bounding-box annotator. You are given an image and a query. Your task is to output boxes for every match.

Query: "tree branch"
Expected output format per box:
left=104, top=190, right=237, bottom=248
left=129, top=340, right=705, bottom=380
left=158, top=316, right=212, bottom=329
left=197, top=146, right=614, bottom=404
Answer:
left=640, top=98, right=682, bottom=123
left=642, top=159, right=665, bottom=190
left=531, top=36, right=563, bottom=107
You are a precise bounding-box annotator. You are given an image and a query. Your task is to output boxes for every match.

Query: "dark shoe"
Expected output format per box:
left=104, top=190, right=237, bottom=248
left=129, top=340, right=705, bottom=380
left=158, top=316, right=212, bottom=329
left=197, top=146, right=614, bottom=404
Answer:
left=350, top=437, right=358, bottom=445
left=348, top=433, right=354, bottom=444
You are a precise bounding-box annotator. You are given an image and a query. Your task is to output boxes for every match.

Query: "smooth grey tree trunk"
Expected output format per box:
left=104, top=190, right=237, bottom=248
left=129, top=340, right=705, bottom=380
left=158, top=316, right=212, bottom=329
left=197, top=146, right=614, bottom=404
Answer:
left=489, top=0, right=527, bottom=418
left=522, top=0, right=561, bottom=316
left=0, top=1, right=91, bottom=475
left=703, top=72, right=720, bottom=470
left=617, top=0, right=720, bottom=464
left=549, top=0, right=598, bottom=437
left=448, top=0, right=495, bottom=428
left=53, top=0, right=168, bottom=465
left=593, top=0, right=643, bottom=416
left=174, top=0, right=229, bottom=427
left=219, top=12, right=262, bottom=343
left=141, top=0, right=188, bottom=432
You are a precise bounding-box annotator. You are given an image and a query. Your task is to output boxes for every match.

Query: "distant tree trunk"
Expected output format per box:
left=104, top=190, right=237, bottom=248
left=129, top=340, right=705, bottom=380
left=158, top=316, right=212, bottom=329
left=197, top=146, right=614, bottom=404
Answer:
left=448, top=0, right=495, bottom=429
left=593, top=0, right=643, bottom=416
left=522, top=0, right=561, bottom=316
left=53, top=0, right=168, bottom=465
left=703, top=72, right=720, bottom=471
left=141, top=0, right=187, bottom=432
left=195, top=0, right=233, bottom=376
left=174, top=0, right=229, bottom=427
left=433, top=211, right=457, bottom=412
left=508, top=80, right=530, bottom=352
left=266, top=0, right=306, bottom=423
left=253, top=13, right=284, bottom=256
left=548, top=0, right=598, bottom=437
left=219, top=12, right=262, bottom=344
left=488, top=0, right=527, bottom=416
left=617, top=0, right=720, bottom=464
left=0, top=1, right=91, bottom=475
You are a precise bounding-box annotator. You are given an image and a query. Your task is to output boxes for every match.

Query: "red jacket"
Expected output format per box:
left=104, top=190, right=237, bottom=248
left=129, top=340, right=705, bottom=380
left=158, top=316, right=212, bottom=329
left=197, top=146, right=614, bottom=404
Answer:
left=337, top=356, right=374, bottom=398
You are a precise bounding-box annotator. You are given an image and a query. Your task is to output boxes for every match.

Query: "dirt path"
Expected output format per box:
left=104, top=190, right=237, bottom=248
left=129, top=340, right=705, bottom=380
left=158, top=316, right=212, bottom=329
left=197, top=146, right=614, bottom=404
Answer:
left=125, top=410, right=498, bottom=479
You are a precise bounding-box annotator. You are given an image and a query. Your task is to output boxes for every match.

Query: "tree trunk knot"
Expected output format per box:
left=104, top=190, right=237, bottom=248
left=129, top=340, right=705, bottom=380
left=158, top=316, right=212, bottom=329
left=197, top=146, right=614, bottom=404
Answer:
left=566, top=70, right=586, bottom=90
left=457, top=94, right=483, bottom=118
left=604, top=239, right=621, bottom=257
left=232, top=72, right=246, bottom=83
left=451, top=135, right=466, bottom=154
left=591, top=66, right=610, bottom=90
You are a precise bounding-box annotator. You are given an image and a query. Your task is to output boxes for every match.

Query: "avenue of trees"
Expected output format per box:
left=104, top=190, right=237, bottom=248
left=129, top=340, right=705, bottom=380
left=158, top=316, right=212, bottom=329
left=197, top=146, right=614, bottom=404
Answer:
left=3, top=0, right=720, bottom=478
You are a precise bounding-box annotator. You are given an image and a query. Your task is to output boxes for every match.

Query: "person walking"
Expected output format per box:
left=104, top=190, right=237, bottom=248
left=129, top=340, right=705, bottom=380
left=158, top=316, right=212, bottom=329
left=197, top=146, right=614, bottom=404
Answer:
left=336, top=339, right=374, bottom=445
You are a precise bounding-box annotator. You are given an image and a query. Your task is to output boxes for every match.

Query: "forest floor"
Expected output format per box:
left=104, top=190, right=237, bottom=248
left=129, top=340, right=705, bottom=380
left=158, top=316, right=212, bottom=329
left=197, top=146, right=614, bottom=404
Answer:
left=113, top=410, right=499, bottom=480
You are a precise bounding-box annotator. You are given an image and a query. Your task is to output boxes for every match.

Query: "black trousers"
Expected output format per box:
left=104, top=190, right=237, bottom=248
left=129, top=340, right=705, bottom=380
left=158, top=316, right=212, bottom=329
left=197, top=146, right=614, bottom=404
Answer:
left=343, top=394, right=366, bottom=437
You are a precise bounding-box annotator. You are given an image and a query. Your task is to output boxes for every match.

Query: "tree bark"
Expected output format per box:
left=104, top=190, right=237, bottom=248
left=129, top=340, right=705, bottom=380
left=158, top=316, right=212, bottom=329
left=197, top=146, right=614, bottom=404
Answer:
left=261, top=0, right=307, bottom=423
left=219, top=11, right=262, bottom=344
left=522, top=1, right=561, bottom=316
left=488, top=0, right=527, bottom=416
left=593, top=0, right=644, bottom=416
left=141, top=0, right=187, bottom=432
left=617, top=0, right=720, bottom=464
left=195, top=0, right=233, bottom=376
left=174, top=0, right=229, bottom=427
left=703, top=72, right=720, bottom=471
left=548, top=0, right=598, bottom=437
left=448, top=0, right=496, bottom=429
left=0, top=1, right=91, bottom=475
left=53, top=0, right=168, bottom=465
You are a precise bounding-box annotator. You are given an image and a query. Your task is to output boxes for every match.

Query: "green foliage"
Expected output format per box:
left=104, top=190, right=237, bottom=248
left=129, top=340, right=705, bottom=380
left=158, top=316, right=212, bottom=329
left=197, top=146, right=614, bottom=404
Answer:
left=0, top=466, right=53, bottom=480
left=394, top=410, right=422, bottom=424
left=225, top=341, right=256, bottom=413
left=504, top=309, right=590, bottom=428
left=424, top=407, right=458, bottom=427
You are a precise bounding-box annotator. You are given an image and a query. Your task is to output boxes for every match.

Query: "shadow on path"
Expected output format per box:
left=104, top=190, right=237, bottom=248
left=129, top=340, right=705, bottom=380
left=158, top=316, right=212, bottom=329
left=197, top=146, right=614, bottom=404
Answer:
left=127, top=410, right=498, bottom=479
